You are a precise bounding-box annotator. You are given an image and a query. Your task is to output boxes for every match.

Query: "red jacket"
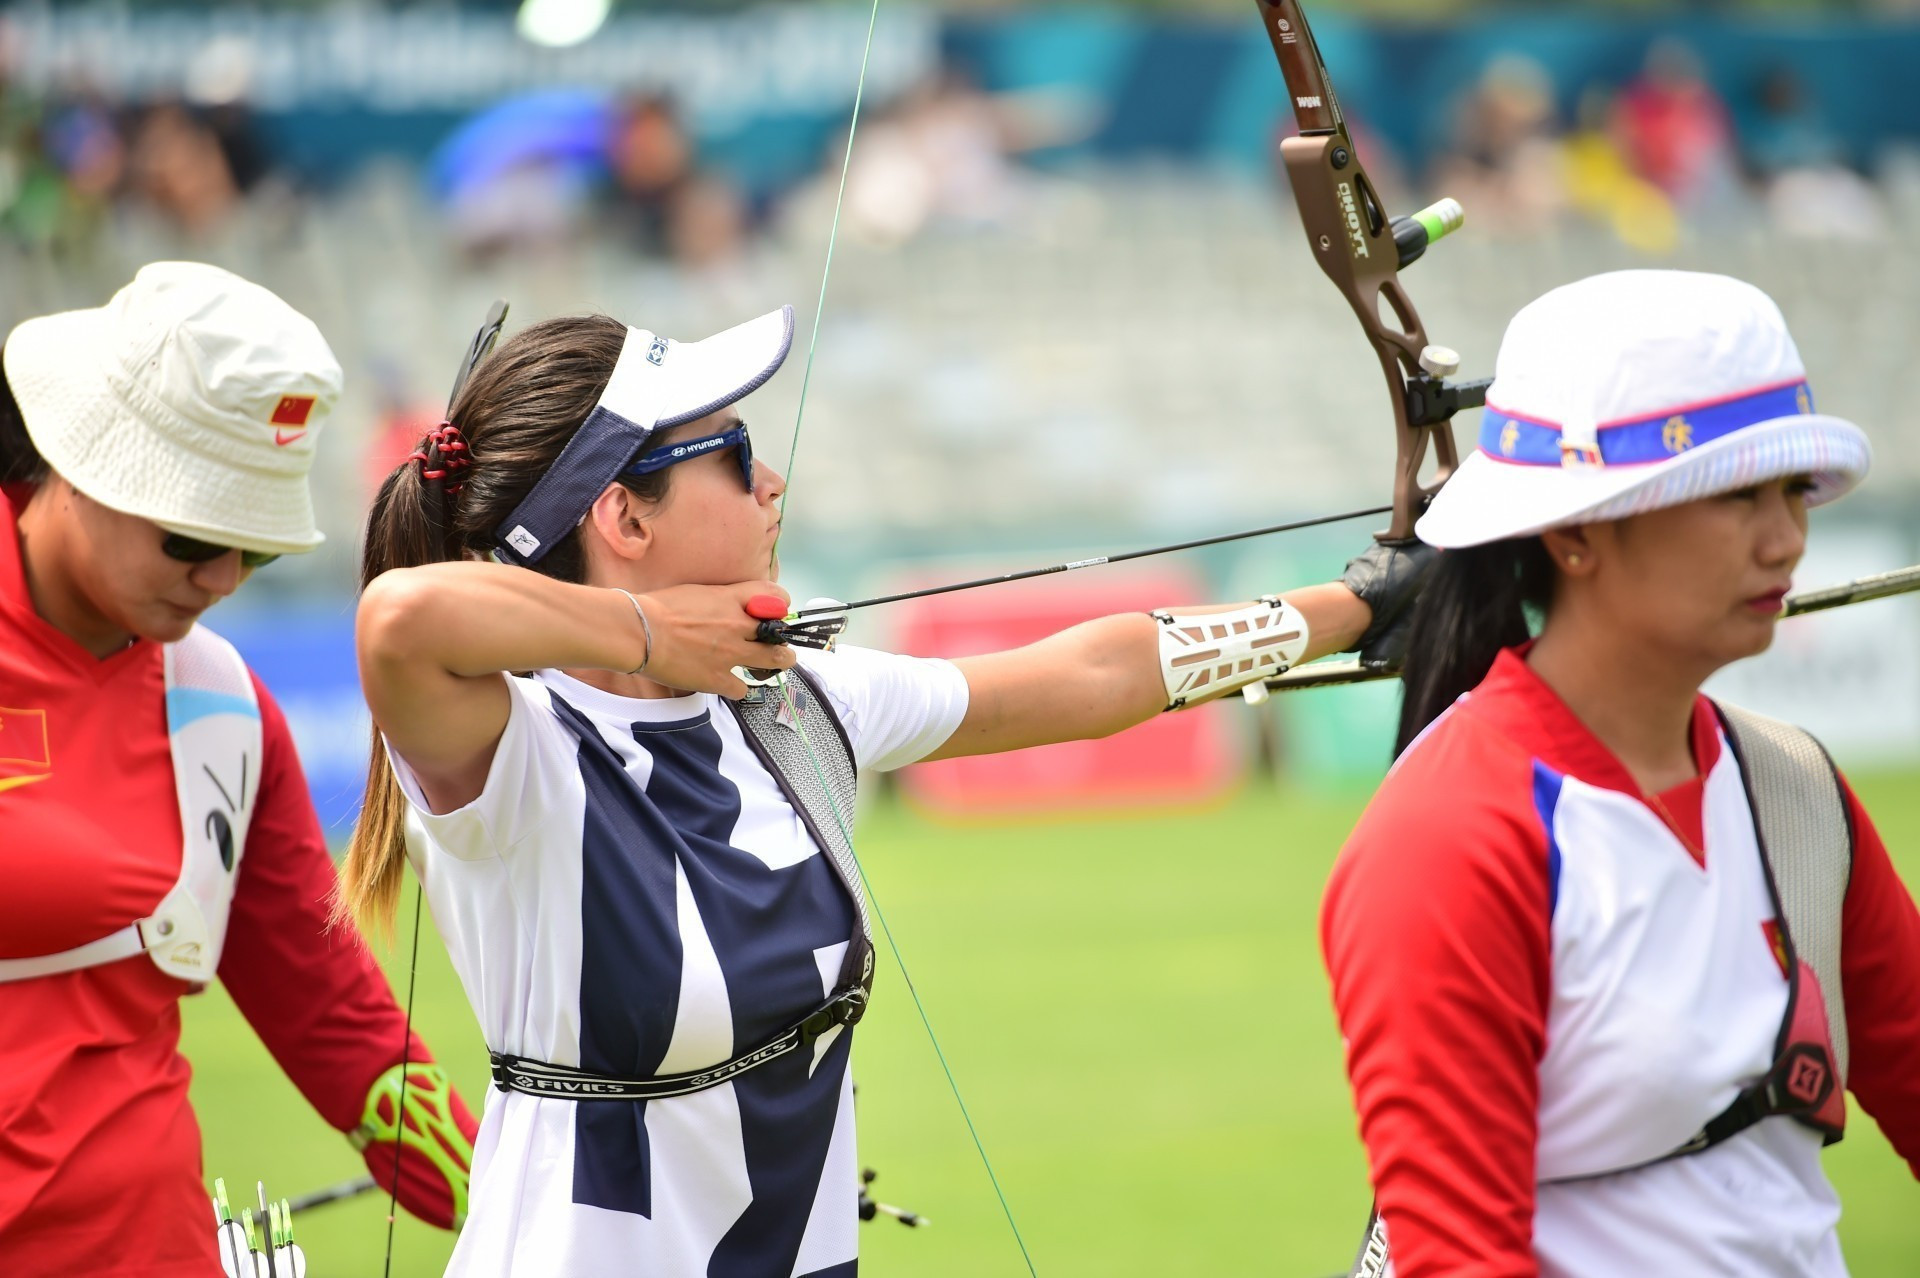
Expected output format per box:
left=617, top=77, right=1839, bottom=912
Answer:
left=1, top=485, right=470, bottom=1276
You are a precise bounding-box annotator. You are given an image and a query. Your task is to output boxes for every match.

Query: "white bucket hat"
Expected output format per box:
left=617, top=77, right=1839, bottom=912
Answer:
left=3, top=261, right=344, bottom=554
left=1416, top=270, right=1871, bottom=549
left=494, top=304, right=793, bottom=565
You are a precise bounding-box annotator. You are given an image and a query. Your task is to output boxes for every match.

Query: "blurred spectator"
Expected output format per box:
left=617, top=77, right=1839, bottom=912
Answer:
left=1764, top=165, right=1888, bottom=240
left=185, top=37, right=272, bottom=197
left=126, top=102, right=240, bottom=236
left=1, top=85, right=65, bottom=249
left=1741, top=65, right=1885, bottom=242
left=433, top=88, right=606, bottom=260
left=605, top=93, right=748, bottom=270
left=433, top=90, right=750, bottom=268
left=835, top=70, right=1028, bottom=249
left=1744, top=65, right=1843, bottom=178
left=1, top=28, right=281, bottom=254
left=664, top=172, right=749, bottom=271
left=447, top=159, right=592, bottom=262
left=1609, top=40, right=1740, bottom=212
left=1427, top=55, right=1567, bottom=236
left=606, top=93, right=692, bottom=253
left=1563, top=84, right=1680, bottom=255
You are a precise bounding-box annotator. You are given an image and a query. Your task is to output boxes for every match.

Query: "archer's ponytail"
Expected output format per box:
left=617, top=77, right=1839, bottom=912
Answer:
left=333, top=460, right=462, bottom=934
left=1393, top=538, right=1555, bottom=757
left=335, top=312, right=660, bottom=933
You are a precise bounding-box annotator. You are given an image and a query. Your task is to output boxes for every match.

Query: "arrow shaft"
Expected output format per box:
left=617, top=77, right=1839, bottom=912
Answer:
left=286, top=1176, right=377, bottom=1215
left=1263, top=562, right=1920, bottom=693
left=794, top=504, right=1393, bottom=619
left=1781, top=564, right=1920, bottom=617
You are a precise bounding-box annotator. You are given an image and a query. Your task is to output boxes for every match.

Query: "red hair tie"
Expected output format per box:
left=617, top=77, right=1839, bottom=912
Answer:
left=410, top=422, right=473, bottom=492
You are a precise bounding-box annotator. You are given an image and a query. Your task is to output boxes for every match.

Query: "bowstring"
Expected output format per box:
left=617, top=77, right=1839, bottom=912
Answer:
left=763, top=8, right=1036, bottom=1265
left=776, top=676, right=1040, bottom=1276
left=384, top=883, right=424, bottom=1278
left=770, top=0, right=882, bottom=565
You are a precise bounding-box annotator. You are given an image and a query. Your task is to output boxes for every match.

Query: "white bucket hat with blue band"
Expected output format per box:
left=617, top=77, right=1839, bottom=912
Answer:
left=1416, top=270, right=1871, bottom=549
left=494, top=304, right=794, bottom=565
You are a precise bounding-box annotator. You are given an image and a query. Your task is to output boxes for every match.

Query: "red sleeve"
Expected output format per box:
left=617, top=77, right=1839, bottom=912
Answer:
left=1837, top=777, right=1920, bottom=1175
left=1321, top=732, right=1551, bottom=1278
left=218, top=674, right=431, bottom=1132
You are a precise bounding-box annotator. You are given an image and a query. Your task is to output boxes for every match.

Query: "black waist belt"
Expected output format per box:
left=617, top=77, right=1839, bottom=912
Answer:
left=489, top=987, right=868, bottom=1103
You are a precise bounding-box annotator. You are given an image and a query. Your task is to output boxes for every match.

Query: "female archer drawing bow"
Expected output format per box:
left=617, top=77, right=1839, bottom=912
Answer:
left=337, top=299, right=1435, bottom=1278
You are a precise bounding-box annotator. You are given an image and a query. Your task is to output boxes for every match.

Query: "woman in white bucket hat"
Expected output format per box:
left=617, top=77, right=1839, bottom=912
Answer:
left=335, top=305, right=1434, bottom=1278
left=0, top=262, right=478, bottom=1275
left=1323, top=270, right=1920, bottom=1277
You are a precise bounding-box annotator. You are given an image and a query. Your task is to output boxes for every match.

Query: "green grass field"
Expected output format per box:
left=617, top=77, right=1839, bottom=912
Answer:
left=184, top=775, right=1920, bottom=1277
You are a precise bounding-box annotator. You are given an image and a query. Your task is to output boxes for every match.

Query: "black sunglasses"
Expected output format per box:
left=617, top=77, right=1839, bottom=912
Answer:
left=161, top=532, right=280, bottom=570
left=625, top=424, right=755, bottom=493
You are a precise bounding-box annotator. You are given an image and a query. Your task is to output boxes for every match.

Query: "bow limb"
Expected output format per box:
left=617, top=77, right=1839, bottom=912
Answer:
left=1257, top=0, right=1464, bottom=542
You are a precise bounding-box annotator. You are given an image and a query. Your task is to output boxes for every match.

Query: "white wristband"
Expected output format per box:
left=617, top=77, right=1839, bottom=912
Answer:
left=1151, top=595, right=1309, bottom=711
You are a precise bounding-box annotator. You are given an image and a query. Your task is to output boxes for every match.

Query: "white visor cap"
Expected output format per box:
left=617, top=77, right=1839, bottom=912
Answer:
left=1416, top=270, right=1870, bottom=549
left=4, top=261, right=344, bottom=555
left=493, top=304, right=794, bottom=566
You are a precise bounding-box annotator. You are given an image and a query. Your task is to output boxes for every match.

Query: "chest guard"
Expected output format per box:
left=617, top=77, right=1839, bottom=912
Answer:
left=724, top=664, right=872, bottom=999
left=0, top=624, right=261, bottom=985
left=489, top=664, right=873, bottom=1103
left=1706, top=702, right=1853, bottom=1130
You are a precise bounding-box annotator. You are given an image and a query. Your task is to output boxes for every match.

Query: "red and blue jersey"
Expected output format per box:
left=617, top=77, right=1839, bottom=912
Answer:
left=1324, top=648, right=1920, bottom=1277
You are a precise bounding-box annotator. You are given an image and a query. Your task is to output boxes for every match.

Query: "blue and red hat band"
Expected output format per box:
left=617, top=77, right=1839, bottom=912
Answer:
left=1480, top=378, right=1816, bottom=468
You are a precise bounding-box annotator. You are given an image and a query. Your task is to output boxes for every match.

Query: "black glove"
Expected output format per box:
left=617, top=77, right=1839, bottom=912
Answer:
left=1341, top=537, right=1439, bottom=672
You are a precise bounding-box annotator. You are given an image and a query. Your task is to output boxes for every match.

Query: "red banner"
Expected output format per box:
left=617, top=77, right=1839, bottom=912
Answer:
left=890, top=566, right=1246, bottom=817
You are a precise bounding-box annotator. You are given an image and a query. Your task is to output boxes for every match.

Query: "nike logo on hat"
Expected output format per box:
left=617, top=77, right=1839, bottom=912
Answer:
left=271, top=394, right=315, bottom=445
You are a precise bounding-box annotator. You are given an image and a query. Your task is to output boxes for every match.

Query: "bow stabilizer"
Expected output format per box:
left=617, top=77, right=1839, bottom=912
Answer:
left=1257, top=0, right=1484, bottom=542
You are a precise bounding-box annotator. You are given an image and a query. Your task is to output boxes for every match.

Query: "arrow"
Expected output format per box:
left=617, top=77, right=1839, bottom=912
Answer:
left=1259, top=562, right=1920, bottom=693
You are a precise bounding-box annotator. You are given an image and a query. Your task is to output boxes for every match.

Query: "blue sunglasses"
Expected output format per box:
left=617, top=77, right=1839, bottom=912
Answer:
left=625, top=424, right=754, bottom=493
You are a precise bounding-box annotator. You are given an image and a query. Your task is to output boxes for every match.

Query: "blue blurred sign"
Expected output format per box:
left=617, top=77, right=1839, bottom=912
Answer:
left=215, top=602, right=368, bottom=840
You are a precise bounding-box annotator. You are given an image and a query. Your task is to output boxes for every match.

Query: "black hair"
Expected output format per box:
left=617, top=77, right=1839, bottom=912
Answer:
left=1394, top=538, right=1556, bottom=756
left=0, top=352, right=47, bottom=485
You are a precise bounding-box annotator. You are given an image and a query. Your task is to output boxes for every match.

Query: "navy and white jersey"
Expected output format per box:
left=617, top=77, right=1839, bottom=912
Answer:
left=386, top=645, right=969, bottom=1278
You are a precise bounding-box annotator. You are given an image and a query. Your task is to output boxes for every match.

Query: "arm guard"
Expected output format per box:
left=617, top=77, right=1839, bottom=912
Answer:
left=1152, top=596, right=1310, bottom=710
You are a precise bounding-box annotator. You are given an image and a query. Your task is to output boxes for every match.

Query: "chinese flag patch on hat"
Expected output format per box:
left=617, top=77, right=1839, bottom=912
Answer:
left=270, top=395, right=316, bottom=427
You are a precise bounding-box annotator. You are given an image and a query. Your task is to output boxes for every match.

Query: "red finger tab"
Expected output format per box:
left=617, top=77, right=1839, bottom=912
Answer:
left=745, top=594, right=789, bottom=620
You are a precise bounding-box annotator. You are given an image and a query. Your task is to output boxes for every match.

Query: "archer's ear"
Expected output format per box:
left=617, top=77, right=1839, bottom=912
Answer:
left=1540, top=524, right=1596, bottom=576
left=583, top=484, right=654, bottom=566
